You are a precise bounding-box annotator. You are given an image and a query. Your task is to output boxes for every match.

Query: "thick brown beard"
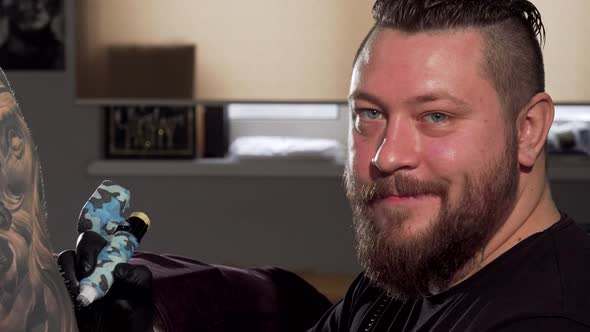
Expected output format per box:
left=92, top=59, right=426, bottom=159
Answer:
left=344, top=137, right=519, bottom=299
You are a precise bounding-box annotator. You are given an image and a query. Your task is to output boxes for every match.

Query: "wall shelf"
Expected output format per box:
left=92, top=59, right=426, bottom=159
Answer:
left=87, top=154, right=589, bottom=179
left=88, top=157, right=345, bottom=178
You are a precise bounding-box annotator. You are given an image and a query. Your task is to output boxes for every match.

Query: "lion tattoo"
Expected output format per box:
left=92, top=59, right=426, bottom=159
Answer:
left=0, top=70, right=77, bottom=331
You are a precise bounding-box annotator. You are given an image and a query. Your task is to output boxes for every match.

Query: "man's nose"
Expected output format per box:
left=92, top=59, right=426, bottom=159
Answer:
left=372, top=118, right=420, bottom=174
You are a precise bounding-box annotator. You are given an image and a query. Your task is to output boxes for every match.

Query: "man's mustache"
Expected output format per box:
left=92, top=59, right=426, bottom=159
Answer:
left=354, top=174, right=449, bottom=203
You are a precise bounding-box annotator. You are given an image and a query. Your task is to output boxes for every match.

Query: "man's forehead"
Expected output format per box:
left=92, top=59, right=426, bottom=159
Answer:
left=355, top=27, right=486, bottom=69
left=348, top=26, right=502, bottom=113
left=351, top=27, right=488, bottom=93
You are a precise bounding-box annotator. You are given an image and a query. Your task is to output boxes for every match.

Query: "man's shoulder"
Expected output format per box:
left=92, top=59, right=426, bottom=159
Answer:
left=512, top=214, right=590, bottom=279
left=548, top=215, right=590, bottom=258
left=479, top=215, right=590, bottom=327
left=421, top=217, right=590, bottom=330
left=544, top=216, right=590, bottom=322
left=540, top=215, right=590, bottom=290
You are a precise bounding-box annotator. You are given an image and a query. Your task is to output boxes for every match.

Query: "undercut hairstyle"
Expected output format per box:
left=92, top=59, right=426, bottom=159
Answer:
left=356, top=0, right=546, bottom=122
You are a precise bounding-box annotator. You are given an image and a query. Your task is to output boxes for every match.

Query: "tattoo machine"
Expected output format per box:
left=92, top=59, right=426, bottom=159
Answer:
left=76, top=180, right=150, bottom=307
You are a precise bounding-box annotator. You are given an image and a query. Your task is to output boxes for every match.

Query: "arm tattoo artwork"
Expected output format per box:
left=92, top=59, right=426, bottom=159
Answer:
left=0, top=70, right=77, bottom=331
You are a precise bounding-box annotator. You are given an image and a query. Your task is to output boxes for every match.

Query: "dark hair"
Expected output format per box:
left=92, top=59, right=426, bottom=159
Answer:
left=356, top=0, right=546, bottom=121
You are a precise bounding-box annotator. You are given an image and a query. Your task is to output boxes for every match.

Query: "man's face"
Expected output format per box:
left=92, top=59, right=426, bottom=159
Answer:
left=345, top=28, right=519, bottom=297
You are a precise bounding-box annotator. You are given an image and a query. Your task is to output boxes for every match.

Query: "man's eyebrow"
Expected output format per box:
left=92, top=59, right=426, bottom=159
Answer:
left=407, top=92, right=470, bottom=108
left=348, top=90, right=471, bottom=111
left=348, top=91, right=387, bottom=110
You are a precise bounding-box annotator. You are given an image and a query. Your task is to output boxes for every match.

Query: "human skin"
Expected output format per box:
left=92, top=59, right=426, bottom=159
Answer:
left=0, top=70, right=77, bottom=331
left=347, top=27, right=561, bottom=284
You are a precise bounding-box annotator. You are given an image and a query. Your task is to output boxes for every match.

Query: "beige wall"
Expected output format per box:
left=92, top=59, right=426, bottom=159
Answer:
left=76, top=0, right=374, bottom=101
left=77, top=1, right=590, bottom=103
left=532, top=0, right=590, bottom=103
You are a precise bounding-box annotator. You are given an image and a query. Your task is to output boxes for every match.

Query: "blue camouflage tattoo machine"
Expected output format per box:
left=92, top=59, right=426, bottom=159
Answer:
left=76, top=180, right=150, bottom=306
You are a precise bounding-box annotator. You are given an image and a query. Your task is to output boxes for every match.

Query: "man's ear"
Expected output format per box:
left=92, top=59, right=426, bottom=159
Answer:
left=517, top=92, right=554, bottom=168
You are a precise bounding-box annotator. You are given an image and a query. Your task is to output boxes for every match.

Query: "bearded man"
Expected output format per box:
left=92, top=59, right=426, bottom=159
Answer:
left=59, top=0, right=590, bottom=331
left=311, top=0, right=590, bottom=330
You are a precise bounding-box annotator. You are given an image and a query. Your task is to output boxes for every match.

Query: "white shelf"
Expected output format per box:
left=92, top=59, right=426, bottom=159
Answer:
left=87, top=157, right=345, bottom=178
left=87, top=155, right=590, bottom=179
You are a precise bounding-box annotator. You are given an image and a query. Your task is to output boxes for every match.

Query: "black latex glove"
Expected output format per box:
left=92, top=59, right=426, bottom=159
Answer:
left=57, top=231, right=154, bottom=332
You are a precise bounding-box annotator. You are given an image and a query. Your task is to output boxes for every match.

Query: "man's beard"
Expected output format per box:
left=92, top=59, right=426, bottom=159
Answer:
left=344, top=137, right=519, bottom=299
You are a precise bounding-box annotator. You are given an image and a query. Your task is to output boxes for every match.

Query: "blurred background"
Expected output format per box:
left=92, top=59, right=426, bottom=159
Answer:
left=1, top=0, right=589, bottom=301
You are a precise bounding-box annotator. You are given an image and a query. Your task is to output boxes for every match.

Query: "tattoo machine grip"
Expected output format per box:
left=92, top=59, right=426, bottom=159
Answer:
left=76, top=180, right=150, bottom=306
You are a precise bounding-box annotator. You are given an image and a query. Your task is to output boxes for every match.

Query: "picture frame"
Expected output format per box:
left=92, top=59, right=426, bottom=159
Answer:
left=0, top=0, right=65, bottom=70
left=104, top=104, right=196, bottom=159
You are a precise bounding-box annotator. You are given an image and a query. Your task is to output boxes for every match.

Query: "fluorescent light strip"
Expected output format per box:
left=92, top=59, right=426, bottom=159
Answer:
left=228, top=104, right=340, bottom=120
left=554, top=104, right=590, bottom=122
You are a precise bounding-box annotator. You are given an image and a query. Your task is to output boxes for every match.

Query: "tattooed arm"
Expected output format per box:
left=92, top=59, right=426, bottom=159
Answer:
left=0, top=70, right=78, bottom=331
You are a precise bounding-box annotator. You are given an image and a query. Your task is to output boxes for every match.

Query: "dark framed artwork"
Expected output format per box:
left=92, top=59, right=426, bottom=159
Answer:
left=104, top=105, right=196, bottom=159
left=0, top=0, right=65, bottom=70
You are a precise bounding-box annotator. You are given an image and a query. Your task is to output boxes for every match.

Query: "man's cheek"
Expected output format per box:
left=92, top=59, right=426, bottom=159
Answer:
left=422, top=136, right=459, bottom=165
left=350, top=156, right=372, bottom=184
left=351, top=138, right=377, bottom=177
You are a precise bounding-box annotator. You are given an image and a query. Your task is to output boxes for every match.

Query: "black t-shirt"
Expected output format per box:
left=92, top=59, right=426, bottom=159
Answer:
left=310, top=215, right=590, bottom=331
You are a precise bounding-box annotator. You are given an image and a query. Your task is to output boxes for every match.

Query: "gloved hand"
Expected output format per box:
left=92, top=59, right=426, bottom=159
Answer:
left=57, top=231, right=155, bottom=332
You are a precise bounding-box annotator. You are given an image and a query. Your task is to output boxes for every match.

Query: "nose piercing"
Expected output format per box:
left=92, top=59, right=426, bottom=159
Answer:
left=371, top=138, right=386, bottom=172
left=371, top=156, right=383, bottom=172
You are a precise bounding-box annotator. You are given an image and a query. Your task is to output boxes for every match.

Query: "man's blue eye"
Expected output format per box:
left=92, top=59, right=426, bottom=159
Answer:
left=360, top=109, right=382, bottom=120
left=427, top=112, right=448, bottom=123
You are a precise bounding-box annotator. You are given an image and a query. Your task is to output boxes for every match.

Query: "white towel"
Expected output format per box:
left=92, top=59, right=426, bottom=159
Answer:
left=229, top=136, right=344, bottom=161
